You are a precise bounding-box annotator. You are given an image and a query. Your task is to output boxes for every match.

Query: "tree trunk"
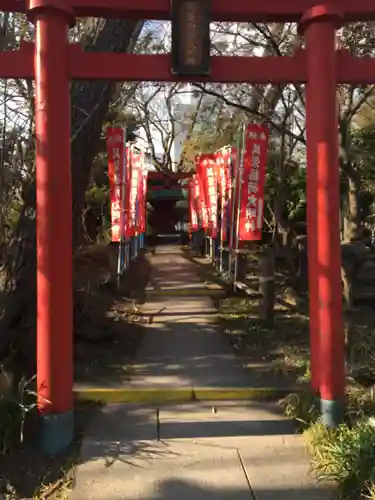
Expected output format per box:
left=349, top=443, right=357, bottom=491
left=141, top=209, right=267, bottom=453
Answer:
left=258, top=246, right=275, bottom=326
left=0, top=19, right=143, bottom=369
left=343, top=172, right=361, bottom=242
left=273, top=125, right=297, bottom=285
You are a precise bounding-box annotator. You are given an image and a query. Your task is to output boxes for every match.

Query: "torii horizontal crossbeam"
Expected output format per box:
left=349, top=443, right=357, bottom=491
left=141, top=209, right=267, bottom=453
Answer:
left=1, top=0, right=375, bottom=21
left=1, top=44, right=375, bottom=84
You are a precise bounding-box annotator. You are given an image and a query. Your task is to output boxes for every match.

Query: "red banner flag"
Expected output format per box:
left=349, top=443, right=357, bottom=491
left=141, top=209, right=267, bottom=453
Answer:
left=137, top=168, right=144, bottom=234
left=197, top=154, right=218, bottom=238
left=106, top=127, right=126, bottom=242
left=228, top=146, right=239, bottom=249
left=238, top=123, right=268, bottom=241
left=216, top=148, right=231, bottom=242
left=195, top=157, right=208, bottom=229
left=126, top=148, right=143, bottom=237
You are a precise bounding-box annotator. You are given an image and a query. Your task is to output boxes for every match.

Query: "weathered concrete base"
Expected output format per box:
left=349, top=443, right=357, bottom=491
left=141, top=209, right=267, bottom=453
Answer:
left=321, top=398, right=345, bottom=427
left=39, top=410, right=74, bottom=455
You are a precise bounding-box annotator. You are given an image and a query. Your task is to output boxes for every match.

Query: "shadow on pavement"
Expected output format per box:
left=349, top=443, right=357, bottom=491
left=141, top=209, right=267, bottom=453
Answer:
left=104, top=478, right=331, bottom=500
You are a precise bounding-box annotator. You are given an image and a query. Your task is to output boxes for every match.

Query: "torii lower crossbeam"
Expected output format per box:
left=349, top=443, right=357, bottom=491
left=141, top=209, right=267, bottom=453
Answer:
left=1, top=44, right=375, bottom=84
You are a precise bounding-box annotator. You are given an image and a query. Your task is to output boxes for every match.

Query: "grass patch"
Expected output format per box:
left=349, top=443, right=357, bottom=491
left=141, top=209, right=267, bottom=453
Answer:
left=219, top=295, right=311, bottom=387
left=305, top=421, right=375, bottom=500
left=285, top=313, right=375, bottom=498
left=281, top=385, right=375, bottom=499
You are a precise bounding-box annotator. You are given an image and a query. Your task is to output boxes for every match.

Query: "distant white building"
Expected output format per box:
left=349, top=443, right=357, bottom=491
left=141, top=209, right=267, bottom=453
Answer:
left=131, top=139, right=156, bottom=172
left=135, top=22, right=288, bottom=170
left=135, top=83, right=202, bottom=171
left=169, top=84, right=201, bottom=170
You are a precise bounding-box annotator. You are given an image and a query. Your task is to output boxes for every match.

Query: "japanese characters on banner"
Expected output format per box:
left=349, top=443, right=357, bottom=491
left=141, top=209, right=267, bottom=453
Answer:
left=126, top=148, right=144, bottom=237
left=137, top=169, right=144, bottom=233
left=106, top=127, right=126, bottom=242
left=189, top=124, right=267, bottom=243
left=197, top=154, right=218, bottom=238
left=238, top=124, right=268, bottom=241
left=216, top=148, right=231, bottom=242
left=207, top=158, right=219, bottom=238
left=228, top=146, right=239, bottom=248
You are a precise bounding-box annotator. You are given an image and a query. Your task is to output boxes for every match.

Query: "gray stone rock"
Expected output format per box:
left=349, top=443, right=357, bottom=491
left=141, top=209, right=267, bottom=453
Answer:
left=341, top=241, right=371, bottom=276
left=355, top=260, right=375, bottom=284
left=352, top=284, right=375, bottom=304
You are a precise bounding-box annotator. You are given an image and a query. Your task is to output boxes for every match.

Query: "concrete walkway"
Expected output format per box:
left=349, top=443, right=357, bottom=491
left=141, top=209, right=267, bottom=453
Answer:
left=130, top=245, right=248, bottom=390
left=71, top=246, right=332, bottom=500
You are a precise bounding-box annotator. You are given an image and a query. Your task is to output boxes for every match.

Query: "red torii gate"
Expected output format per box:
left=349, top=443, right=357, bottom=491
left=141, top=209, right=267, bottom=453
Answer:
left=1, top=0, right=374, bottom=452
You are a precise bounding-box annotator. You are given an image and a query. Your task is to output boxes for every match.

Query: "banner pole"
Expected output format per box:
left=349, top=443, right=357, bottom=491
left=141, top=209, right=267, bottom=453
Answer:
left=233, top=124, right=246, bottom=291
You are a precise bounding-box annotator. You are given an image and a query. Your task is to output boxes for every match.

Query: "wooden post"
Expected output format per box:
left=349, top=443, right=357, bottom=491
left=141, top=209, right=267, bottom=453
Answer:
left=237, top=251, right=247, bottom=281
left=259, top=247, right=275, bottom=325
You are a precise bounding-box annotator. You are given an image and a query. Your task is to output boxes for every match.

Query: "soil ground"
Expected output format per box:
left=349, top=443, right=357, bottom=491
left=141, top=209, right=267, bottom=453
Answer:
left=184, top=248, right=311, bottom=387
left=74, top=248, right=152, bottom=386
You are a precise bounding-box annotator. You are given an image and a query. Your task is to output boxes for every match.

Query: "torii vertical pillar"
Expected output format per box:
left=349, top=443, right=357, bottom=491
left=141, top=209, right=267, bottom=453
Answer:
left=28, top=0, right=75, bottom=453
left=299, top=5, right=345, bottom=426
